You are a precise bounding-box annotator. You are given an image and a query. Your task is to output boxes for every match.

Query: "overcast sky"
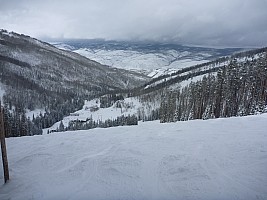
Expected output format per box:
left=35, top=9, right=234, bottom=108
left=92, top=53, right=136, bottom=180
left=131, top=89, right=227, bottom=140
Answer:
left=1, top=0, right=267, bottom=47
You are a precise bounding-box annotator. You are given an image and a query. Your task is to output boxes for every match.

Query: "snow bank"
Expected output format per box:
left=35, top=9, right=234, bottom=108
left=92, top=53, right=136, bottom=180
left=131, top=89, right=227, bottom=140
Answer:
left=1, top=114, right=267, bottom=200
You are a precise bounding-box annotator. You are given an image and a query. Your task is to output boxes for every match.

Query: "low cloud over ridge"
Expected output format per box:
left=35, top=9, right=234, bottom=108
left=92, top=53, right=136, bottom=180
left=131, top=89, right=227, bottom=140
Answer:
left=1, top=0, right=267, bottom=47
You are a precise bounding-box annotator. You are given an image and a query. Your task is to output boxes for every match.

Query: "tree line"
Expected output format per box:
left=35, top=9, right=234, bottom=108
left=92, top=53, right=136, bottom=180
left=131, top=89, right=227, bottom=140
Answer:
left=159, top=54, right=267, bottom=122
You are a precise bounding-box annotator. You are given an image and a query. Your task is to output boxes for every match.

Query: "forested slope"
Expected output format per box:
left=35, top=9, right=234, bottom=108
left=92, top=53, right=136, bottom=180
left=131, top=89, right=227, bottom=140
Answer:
left=127, top=48, right=267, bottom=122
left=0, top=30, right=148, bottom=136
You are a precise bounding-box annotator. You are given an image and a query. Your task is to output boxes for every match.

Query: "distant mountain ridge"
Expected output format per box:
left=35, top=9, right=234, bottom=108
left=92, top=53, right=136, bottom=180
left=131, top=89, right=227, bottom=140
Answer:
left=51, top=39, right=245, bottom=77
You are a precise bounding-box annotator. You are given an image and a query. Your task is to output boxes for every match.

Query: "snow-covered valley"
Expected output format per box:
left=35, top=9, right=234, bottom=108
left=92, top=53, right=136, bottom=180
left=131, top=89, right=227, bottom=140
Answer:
left=73, top=48, right=209, bottom=77
left=1, top=114, right=267, bottom=200
left=52, top=41, right=243, bottom=77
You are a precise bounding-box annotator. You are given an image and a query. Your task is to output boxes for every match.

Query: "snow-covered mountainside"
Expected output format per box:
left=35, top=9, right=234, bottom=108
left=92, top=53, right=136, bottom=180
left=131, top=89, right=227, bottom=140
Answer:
left=0, top=30, right=150, bottom=134
left=0, top=30, right=148, bottom=95
left=52, top=40, right=243, bottom=77
left=41, top=47, right=267, bottom=133
left=1, top=114, right=267, bottom=200
left=137, top=47, right=267, bottom=93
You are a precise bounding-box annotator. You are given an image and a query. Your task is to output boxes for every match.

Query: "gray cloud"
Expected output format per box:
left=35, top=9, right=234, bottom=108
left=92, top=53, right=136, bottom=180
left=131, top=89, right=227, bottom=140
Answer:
left=1, top=0, right=267, bottom=47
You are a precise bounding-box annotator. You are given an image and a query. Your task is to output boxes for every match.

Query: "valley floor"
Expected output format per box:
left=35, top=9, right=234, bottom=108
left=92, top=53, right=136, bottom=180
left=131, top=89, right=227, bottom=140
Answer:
left=1, top=114, right=267, bottom=200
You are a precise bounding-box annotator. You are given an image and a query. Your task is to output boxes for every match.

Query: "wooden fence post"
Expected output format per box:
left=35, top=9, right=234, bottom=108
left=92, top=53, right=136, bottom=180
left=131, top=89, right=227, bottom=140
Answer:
left=0, top=106, right=9, bottom=183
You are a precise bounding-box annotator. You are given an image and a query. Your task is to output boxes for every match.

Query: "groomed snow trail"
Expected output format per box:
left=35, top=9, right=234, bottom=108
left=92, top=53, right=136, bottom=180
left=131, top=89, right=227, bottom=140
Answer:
left=1, top=114, right=267, bottom=200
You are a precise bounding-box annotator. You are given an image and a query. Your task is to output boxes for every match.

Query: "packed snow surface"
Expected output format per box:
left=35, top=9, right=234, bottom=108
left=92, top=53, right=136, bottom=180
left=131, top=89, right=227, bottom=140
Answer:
left=1, top=114, right=267, bottom=200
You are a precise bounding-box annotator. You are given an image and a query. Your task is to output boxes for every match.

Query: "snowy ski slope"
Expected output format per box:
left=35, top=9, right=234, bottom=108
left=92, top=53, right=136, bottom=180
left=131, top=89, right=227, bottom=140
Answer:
left=1, top=114, right=267, bottom=200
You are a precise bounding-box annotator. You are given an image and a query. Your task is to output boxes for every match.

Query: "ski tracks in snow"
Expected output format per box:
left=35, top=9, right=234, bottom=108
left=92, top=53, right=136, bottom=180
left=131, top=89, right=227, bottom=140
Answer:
left=1, top=115, right=267, bottom=200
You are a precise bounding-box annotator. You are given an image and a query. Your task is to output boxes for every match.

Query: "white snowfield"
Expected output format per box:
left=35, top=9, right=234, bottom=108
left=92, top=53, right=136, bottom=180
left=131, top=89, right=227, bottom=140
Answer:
left=73, top=48, right=209, bottom=78
left=43, top=97, right=157, bottom=133
left=1, top=114, right=267, bottom=200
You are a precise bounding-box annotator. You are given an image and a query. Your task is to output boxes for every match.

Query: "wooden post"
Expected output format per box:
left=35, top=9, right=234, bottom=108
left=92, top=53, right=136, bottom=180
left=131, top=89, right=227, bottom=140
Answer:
left=0, top=106, right=9, bottom=183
